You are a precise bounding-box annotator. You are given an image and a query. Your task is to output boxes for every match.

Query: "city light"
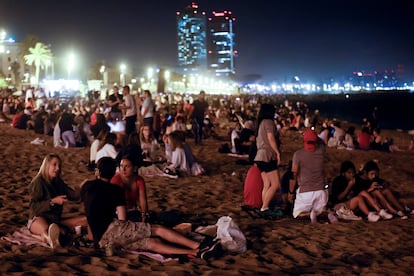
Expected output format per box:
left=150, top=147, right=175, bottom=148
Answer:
left=67, top=52, right=75, bottom=79
left=120, top=63, right=126, bottom=86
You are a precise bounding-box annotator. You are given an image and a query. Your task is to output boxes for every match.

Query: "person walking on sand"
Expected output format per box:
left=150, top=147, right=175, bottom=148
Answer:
left=28, top=153, right=88, bottom=248
left=80, top=157, right=221, bottom=259
left=120, top=85, right=137, bottom=136
left=289, top=129, right=328, bottom=223
left=253, top=103, right=281, bottom=216
left=188, top=90, right=209, bottom=145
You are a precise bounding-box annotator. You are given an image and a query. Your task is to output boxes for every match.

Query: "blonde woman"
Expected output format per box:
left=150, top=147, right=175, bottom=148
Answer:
left=28, top=153, right=87, bottom=248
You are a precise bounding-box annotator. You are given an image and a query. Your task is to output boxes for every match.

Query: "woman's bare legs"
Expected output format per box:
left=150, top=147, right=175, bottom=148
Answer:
left=359, top=191, right=382, bottom=212
left=380, top=188, right=405, bottom=213
left=29, top=217, right=49, bottom=237
left=348, top=195, right=370, bottom=216
left=148, top=225, right=200, bottom=255
left=371, top=190, right=398, bottom=213
left=261, top=170, right=280, bottom=211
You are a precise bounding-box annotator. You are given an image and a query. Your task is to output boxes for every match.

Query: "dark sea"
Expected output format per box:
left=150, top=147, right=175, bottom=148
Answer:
left=282, top=91, right=414, bottom=131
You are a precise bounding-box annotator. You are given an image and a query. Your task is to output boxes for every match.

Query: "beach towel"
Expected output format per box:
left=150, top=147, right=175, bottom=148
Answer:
left=1, top=226, right=49, bottom=248
left=1, top=227, right=181, bottom=263
left=122, top=249, right=178, bottom=263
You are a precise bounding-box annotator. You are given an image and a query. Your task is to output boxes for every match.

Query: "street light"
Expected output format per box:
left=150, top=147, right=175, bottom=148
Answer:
left=67, top=53, right=75, bottom=79
left=120, top=63, right=126, bottom=86
left=45, top=59, right=51, bottom=80
left=0, top=29, right=6, bottom=54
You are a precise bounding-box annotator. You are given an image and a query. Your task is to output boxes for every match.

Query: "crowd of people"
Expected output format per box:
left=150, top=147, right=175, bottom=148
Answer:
left=1, top=85, right=413, bottom=259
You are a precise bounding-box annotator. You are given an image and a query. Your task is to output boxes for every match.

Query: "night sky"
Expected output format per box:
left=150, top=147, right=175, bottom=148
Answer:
left=1, top=0, right=413, bottom=82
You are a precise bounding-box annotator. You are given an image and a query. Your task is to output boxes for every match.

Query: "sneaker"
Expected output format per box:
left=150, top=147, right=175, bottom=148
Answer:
left=367, top=212, right=380, bottom=222
left=397, top=210, right=408, bottom=220
left=46, top=223, right=61, bottom=249
left=30, top=138, right=45, bottom=145
left=163, top=168, right=178, bottom=179
left=200, top=240, right=223, bottom=260
left=328, top=211, right=339, bottom=224
left=404, top=206, right=414, bottom=215
left=336, top=207, right=362, bottom=221
left=256, top=208, right=283, bottom=220
left=379, top=209, right=393, bottom=220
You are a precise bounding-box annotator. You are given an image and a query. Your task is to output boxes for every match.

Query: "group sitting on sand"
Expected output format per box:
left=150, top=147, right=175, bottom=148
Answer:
left=2, top=88, right=414, bottom=263
left=27, top=153, right=222, bottom=260
left=244, top=127, right=414, bottom=223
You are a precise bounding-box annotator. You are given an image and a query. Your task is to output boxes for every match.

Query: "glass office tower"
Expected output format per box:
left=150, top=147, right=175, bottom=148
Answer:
left=207, top=11, right=236, bottom=77
left=176, top=2, right=207, bottom=71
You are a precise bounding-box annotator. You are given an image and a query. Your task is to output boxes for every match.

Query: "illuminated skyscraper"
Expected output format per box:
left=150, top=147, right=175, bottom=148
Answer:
left=176, top=2, right=207, bottom=72
left=207, top=11, right=236, bottom=77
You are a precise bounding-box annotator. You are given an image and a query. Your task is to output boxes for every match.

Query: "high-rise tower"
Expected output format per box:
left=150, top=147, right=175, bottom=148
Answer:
left=176, top=2, right=207, bottom=72
left=207, top=10, right=236, bottom=78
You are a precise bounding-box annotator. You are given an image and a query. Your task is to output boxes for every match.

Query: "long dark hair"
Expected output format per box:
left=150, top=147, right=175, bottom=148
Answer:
left=256, top=103, right=275, bottom=135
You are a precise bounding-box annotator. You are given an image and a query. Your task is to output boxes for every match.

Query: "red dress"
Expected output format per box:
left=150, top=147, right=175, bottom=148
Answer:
left=110, top=174, right=145, bottom=210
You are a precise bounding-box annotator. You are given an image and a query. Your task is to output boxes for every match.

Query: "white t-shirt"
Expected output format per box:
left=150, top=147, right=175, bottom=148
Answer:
left=124, top=94, right=136, bottom=117
left=90, top=139, right=100, bottom=162
left=141, top=97, right=154, bottom=118
left=96, top=144, right=118, bottom=163
left=169, top=147, right=190, bottom=174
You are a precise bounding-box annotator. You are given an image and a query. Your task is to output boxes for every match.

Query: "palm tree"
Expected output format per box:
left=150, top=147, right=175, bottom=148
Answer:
left=24, top=42, right=52, bottom=85
left=10, top=61, right=21, bottom=88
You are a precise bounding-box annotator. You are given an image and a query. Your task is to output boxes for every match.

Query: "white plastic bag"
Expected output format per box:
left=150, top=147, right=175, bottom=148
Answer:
left=216, top=216, right=246, bottom=253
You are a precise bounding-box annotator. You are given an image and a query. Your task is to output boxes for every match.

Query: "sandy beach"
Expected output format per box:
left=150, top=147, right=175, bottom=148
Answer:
left=1, top=120, right=414, bottom=275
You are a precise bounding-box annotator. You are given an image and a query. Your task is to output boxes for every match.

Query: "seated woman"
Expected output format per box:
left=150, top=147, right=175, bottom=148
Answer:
left=28, top=153, right=88, bottom=248
left=164, top=131, right=190, bottom=177
left=88, top=129, right=109, bottom=170
left=90, top=113, right=110, bottom=138
left=327, top=121, right=345, bottom=148
left=353, top=160, right=411, bottom=219
left=342, top=126, right=357, bottom=149
left=235, top=120, right=256, bottom=155
left=116, top=132, right=143, bottom=166
left=74, top=114, right=94, bottom=147
left=96, top=132, right=118, bottom=163
left=139, top=125, right=163, bottom=163
left=230, top=122, right=242, bottom=154
left=111, top=154, right=149, bottom=222
left=172, top=115, right=187, bottom=133
left=318, top=120, right=334, bottom=145
left=330, top=160, right=392, bottom=222
left=370, top=128, right=404, bottom=152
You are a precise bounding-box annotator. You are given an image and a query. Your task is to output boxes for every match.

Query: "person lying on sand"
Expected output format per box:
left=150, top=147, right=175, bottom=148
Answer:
left=80, top=157, right=221, bottom=260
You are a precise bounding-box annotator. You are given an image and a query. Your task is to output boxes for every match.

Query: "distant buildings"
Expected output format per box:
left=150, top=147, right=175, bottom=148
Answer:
left=207, top=10, right=236, bottom=78
left=176, top=3, right=207, bottom=72
left=176, top=2, right=237, bottom=78
left=0, top=33, right=26, bottom=86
